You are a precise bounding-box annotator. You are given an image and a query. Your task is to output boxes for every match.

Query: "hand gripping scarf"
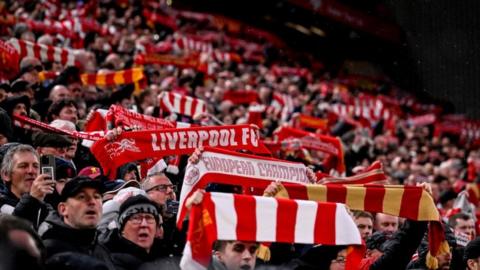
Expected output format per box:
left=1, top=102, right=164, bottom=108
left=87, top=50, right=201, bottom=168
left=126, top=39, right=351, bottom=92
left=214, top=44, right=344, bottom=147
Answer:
left=179, top=147, right=448, bottom=269
left=180, top=192, right=363, bottom=270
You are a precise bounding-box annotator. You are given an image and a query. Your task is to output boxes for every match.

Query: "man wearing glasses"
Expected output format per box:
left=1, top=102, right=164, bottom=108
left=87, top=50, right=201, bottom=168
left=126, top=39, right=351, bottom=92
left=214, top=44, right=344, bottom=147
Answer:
left=102, top=194, right=165, bottom=269
left=142, top=172, right=183, bottom=256
left=142, top=172, right=177, bottom=209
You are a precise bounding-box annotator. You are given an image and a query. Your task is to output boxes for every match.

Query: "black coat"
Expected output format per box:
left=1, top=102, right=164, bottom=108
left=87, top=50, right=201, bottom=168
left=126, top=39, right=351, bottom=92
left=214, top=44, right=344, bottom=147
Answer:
left=38, top=213, right=115, bottom=270
left=13, top=194, right=52, bottom=229
left=102, top=229, right=168, bottom=270
left=0, top=188, right=20, bottom=214
left=368, top=220, right=428, bottom=270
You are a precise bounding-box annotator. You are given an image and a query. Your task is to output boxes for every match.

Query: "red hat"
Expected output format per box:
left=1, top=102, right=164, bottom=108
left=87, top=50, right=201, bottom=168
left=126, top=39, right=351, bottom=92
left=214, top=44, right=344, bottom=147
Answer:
left=78, top=166, right=102, bottom=179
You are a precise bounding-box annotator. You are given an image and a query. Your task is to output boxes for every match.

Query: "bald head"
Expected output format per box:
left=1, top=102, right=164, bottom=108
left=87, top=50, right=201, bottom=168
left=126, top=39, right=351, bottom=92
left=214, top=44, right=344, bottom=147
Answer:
left=49, top=85, right=71, bottom=102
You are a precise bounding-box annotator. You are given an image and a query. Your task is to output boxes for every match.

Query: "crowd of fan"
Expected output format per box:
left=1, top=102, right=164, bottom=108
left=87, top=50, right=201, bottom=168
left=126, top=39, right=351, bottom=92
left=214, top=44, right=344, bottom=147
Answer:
left=2, top=1, right=480, bottom=269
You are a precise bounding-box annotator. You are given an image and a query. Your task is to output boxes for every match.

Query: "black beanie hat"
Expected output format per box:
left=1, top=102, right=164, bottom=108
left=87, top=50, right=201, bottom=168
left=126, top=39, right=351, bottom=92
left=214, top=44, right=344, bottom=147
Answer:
left=118, top=195, right=159, bottom=230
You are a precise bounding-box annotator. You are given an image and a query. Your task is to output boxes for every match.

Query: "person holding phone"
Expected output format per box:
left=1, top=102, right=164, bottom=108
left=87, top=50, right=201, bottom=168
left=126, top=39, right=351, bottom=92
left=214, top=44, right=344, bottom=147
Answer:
left=0, top=144, right=55, bottom=227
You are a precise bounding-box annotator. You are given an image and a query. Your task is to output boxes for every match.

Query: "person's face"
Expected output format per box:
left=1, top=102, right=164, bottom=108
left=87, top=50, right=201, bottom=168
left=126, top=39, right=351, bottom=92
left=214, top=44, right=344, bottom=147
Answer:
left=55, top=178, right=69, bottom=195
left=2, top=151, right=39, bottom=198
left=216, top=241, right=258, bottom=270
left=65, top=139, right=78, bottom=160
left=0, top=89, right=6, bottom=102
left=50, top=86, right=71, bottom=102
left=123, top=170, right=137, bottom=181
left=375, top=213, right=399, bottom=234
left=436, top=251, right=452, bottom=270
left=8, top=229, right=41, bottom=260
left=57, top=105, right=78, bottom=124
left=145, top=176, right=175, bottom=206
left=58, top=187, right=102, bottom=229
left=120, top=97, right=134, bottom=109
left=329, top=249, right=347, bottom=270
left=0, top=133, right=8, bottom=145
left=13, top=103, right=28, bottom=116
left=122, top=213, right=157, bottom=252
left=467, top=258, right=480, bottom=270
left=68, top=83, right=83, bottom=99
left=455, top=218, right=476, bottom=239
left=355, top=217, right=373, bottom=240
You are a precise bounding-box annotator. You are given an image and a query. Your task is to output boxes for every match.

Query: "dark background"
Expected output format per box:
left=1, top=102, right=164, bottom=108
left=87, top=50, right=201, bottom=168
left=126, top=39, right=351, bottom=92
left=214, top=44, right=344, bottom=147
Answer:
left=177, top=0, right=480, bottom=117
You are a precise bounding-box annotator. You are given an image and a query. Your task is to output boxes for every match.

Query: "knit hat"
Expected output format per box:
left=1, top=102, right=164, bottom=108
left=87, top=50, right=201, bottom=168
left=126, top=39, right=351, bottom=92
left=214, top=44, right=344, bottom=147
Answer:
left=118, top=195, right=159, bottom=230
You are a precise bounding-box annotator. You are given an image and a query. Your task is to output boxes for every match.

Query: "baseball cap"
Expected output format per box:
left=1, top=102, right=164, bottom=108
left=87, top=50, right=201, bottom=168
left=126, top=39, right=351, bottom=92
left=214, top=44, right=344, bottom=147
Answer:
left=60, top=176, right=103, bottom=201
left=78, top=166, right=102, bottom=179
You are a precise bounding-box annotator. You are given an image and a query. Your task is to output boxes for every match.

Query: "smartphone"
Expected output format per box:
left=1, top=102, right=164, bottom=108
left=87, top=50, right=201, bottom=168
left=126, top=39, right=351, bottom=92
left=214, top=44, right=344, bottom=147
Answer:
left=166, top=200, right=179, bottom=216
left=40, top=155, right=56, bottom=181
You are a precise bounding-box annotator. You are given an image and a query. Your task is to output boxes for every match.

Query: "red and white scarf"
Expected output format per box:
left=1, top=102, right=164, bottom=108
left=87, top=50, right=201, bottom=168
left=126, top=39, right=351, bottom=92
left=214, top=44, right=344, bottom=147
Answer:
left=315, top=161, right=388, bottom=185
left=274, top=126, right=345, bottom=173
left=7, top=38, right=76, bottom=67
left=159, top=92, right=207, bottom=118
left=177, top=147, right=311, bottom=227
left=180, top=192, right=363, bottom=270
left=13, top=114, right=104, bottom=141
left=91, top=125, right=268, bottom=178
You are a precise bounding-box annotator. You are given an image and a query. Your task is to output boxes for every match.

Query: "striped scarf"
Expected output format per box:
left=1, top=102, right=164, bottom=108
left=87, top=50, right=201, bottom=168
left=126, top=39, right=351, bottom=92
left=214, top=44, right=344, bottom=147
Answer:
left=180, top=192, right=363, bottom=270
left=80, top=67, right=144, bottom=87
left=178, top=147, right=446, bottom=269
left=80, top=67, right=146, bottom=95
left=159, top=91, right=207, bottom=118
left=315, top=161, right=388, bottom=185
left=7, top=38, right=76, bottom=67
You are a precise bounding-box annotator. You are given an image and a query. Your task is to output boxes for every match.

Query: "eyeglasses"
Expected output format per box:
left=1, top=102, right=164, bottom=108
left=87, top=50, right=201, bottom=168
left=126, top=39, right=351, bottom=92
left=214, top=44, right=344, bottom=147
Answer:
left=129, top=214, right=156, bottom=225
left=146, top=184, right=177, bottom=193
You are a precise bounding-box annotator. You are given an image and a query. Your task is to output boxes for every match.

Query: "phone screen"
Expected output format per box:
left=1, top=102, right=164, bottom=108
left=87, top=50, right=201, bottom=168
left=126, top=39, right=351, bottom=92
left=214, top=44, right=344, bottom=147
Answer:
left=40, top=155, right=56, bottom=181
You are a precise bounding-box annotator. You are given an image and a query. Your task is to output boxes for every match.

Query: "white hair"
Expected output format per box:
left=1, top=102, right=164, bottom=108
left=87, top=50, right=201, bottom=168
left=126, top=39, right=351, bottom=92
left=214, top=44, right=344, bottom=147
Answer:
left=49, top=119, right=76, bottom=131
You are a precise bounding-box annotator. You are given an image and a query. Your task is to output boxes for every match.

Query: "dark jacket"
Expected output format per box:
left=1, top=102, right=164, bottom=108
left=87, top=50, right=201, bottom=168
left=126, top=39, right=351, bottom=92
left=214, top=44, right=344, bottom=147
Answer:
left=38, top=213, right=115, bottom=270
left=0, top=188, right=20, bottom=214
left=13, top=194, right=52, bottom=229
left=101, top=229, right=167, bottom=270
left=367, top=220, right=428, bottom=270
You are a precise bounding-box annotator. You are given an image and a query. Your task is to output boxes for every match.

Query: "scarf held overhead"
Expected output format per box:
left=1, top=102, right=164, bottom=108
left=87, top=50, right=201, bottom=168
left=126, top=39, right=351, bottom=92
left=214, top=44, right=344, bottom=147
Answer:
left=91, top=125, right=267, bottom=178
left=180, top=192, right=363, bottom=270
left=159, top=91, right=207, bottom=118
left=13, top=114, right=104, bottom=141
left=7, top=38, right=76, bottom=66
left=177, top=149, right=445, bottom=265
left=177, top=147, right=311, bottom=227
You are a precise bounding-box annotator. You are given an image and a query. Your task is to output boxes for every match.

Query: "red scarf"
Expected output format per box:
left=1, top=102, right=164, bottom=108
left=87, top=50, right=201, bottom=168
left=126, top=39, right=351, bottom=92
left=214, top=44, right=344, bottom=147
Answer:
left=222, top=90, right=259, bottom=104
left=91, top=125, right=269, bottom=178
left=13, top=114, right=104, bottom=141
left=316, top=161, right=387, bottom=185
left=274, top=126, right=345, bottom=173
left=105, top=105, right=178, bottom=130
left=0, top=39, right=19, bottom=80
